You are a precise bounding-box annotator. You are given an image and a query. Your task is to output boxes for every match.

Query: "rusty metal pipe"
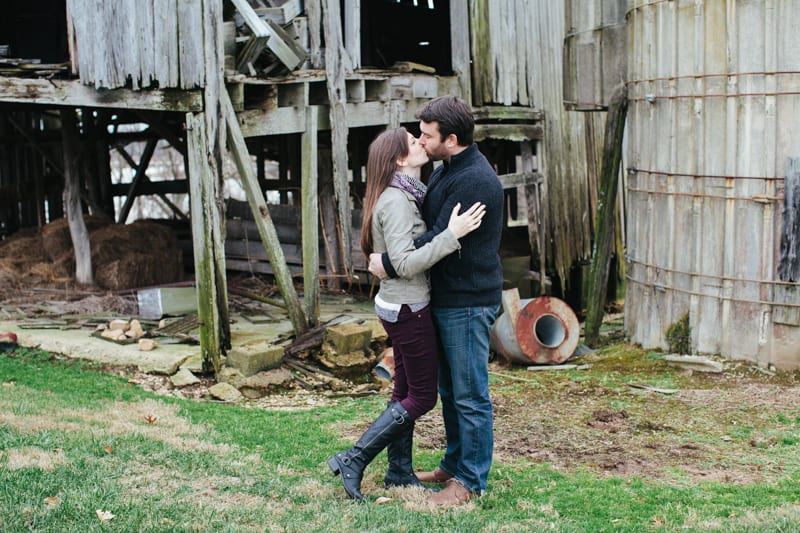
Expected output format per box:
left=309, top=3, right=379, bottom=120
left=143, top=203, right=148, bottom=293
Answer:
left=490, top=295, right=579, bottom=365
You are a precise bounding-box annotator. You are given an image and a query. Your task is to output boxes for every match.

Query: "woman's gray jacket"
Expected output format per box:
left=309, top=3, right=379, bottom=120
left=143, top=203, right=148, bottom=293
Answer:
left=371, top=187, right=460, bottom=304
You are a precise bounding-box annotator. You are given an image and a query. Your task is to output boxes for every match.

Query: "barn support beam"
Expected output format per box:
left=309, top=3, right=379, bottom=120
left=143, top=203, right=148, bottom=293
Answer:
left=60, top=108, right=93, bottom=285
left=186, top=111, right=223, bottom=373
left=584, top=84, right=628, bottom=346
left=221, top=88, right=309, bottom=335
left=301, top=107, right=320, bottom=326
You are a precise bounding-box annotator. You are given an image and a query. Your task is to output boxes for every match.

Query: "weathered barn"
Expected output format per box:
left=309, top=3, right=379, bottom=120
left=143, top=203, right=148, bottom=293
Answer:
left=0, top=0, right=606, bottom=370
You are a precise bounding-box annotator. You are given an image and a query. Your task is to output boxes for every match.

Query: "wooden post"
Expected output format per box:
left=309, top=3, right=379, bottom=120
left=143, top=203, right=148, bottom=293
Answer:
left=322, top=0, right=352, bottom=283
left=186, top=112, right=223, bottom=372
left=220, top=89, right=308, bottom=335
left=301, top=107, right=320, bottom=326
left=584, top=84, right=628, bottom=346
left=60, top=107, right=93, bottom=285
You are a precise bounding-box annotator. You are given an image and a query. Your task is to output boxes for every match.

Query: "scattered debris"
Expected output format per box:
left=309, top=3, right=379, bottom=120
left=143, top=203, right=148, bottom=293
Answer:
left=526, top=364, right=593, bottom=372
left=627, top=383, right=678, bottom=395
left=663, top=355, right=724, bottom=373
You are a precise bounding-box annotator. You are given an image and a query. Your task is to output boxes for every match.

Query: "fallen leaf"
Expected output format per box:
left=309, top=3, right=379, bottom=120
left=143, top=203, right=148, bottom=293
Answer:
left=96, top=509, right=115, bottom=522
left=144, top=415, right=157, bottom=425
left=44, top=497, right=60, bottom=507
left=103, top=445, right=113, bottom=454
left=374, top=496, right=392, bottom=504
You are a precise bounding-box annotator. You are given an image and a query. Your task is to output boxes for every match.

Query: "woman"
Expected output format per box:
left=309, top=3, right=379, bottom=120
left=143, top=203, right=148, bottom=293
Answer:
left=327, top=127, right=485, bottom=502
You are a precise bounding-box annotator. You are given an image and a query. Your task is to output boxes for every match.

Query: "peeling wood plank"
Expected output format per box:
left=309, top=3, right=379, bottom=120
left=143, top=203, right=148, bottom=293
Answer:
left=473, top=124, right=543, bottom=142
left=0, top=77, right=203, bottom=111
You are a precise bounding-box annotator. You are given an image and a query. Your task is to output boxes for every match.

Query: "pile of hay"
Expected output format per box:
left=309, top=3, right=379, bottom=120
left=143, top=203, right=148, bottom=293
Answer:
left=0, top=217, right=185, bottom=299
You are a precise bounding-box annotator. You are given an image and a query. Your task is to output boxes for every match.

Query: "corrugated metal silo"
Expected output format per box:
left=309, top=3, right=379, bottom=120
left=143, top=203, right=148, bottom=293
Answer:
left=625, top=0, right=800, bottom=368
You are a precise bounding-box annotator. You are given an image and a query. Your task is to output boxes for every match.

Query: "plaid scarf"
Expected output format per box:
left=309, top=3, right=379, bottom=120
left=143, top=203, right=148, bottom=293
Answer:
left=390, top=171, right=427, bottom=206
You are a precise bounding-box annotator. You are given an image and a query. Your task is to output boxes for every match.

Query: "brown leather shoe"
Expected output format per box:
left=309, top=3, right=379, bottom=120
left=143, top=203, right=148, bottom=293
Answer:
left=428, top=479, right=473, bottom=507
left=415, top=467, right=453, bottom=484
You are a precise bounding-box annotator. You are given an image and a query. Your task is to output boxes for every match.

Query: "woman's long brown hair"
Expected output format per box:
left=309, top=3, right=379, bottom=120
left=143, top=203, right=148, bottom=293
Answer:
left=360, top=127, right=409, bottom=256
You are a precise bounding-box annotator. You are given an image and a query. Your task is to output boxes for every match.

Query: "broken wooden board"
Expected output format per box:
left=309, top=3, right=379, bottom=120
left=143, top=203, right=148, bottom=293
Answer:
left=663, top=355, right=724, bottom=373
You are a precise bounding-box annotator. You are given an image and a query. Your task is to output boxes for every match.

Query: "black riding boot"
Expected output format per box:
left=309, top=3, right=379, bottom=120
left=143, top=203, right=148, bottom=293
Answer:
left=327, top=402, right=412, bottom=501
left=383, top=422, right=423, bottom=488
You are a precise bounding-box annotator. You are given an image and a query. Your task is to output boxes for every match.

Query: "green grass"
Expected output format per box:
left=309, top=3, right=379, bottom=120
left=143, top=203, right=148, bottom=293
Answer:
left=3, top=347, right=800, bottom=532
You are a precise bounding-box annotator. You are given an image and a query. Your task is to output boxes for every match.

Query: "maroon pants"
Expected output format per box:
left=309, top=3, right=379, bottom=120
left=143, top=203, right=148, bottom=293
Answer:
left=380, top=304, right=439, bottom=420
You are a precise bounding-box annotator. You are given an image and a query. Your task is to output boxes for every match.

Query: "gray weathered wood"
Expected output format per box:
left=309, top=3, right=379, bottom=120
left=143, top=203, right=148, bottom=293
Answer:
left=344, top=0, right=360, bottom=69
left=154, top=0, right=180, bottom=87
left=117, top=138, right=158, bottom=224
left=60, top=108, right=93, bottom=285
left=322, top=0, right=352, bottom=281
left=203, top=0, right=231, bottom=358
left=584, top=84, right=627, bottom=346
left=221, top=88, right=309, bottom=334
left=450, top=0, right=470, bottom=100
left=0, top=76, right=203, bottom=111
left=306, top=0, right=324, bottom=69
left=177, top=0, right=205, bottom=88
left=301, top=107, right=320, bottom=326
left=186, top=112, right=223, bottom=373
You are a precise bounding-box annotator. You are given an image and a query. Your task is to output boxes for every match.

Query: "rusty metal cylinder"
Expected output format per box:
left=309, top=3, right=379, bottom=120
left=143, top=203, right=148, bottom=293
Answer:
left=490, top=296, right=580, bottom=365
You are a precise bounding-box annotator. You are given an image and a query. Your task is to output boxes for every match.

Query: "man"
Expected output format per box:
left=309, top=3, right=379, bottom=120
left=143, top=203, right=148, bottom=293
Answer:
left=368, top=95, right=504, bottom=506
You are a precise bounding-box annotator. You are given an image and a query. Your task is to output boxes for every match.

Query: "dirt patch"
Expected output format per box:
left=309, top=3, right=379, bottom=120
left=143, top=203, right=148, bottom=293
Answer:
left=410, top=355, right=800, bottom=485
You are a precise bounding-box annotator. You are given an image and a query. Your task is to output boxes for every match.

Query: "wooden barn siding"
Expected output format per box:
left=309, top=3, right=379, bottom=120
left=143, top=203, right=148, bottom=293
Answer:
left=625, top=0, right=800, bottom=368
left=470, top=0, right=604, bottom=284
left=67, top=0, right=203, bottom=89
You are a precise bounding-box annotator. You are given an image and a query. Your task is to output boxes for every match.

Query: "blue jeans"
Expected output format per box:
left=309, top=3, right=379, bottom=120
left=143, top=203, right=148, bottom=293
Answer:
left=432, top=305, right=498, bottom=493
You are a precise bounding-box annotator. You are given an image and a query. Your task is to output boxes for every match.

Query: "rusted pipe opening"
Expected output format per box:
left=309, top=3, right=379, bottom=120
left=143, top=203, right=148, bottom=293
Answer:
left=533, top=314, right=565, bottom=348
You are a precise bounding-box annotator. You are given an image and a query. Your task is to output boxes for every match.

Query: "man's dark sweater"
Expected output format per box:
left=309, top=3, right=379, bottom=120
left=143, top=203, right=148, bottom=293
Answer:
left=382, top=144, right=503, bottom=308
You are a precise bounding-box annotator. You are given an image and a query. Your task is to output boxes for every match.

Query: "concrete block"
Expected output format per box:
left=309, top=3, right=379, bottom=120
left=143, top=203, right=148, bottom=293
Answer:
left=227, top=341, right=284, bottom=377
left=325, top=322, right=372, bottom=354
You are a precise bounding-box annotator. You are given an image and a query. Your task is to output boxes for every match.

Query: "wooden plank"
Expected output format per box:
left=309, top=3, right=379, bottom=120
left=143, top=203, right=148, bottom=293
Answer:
left=186, top=112, right=223, bottom=372
left=474, top=124, right=543, bottom=142
left=322, top=0, right=352, bottom=280
left=472, top=106, right=542, bottom=122
left=137, top=0, right=156, bottom=88
left=177, top=0, right=205, bottom=88
left=251, top=0, right=303, bottom=24
left=470, top=0, right=492, bottom=104
left=0, top=76, right=203, bottom=111
left=306, top=0, right=323, bottom=68
left=221, top=87, right=308, bottom=334
left=449, top=0, right=470, bottom=100
left=584, top=84, right=628, bottom=347
left=230, top=0, right=270, bottom=37
left=154, top=0, right=180, bottom=87
left=344, top=0, right=361, bottom=69
left=497, top=170, right=540, bottom=190
left=231, top=0, right=305, bottom=70
left=265, top=19, right=308, bottom=71
left=301, top=107, right=320, bottom=326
